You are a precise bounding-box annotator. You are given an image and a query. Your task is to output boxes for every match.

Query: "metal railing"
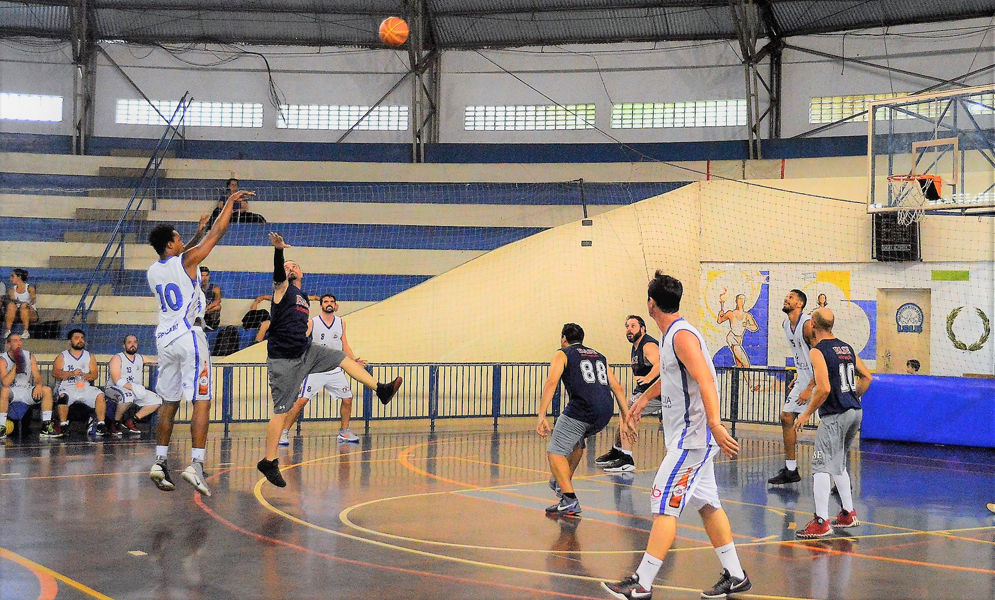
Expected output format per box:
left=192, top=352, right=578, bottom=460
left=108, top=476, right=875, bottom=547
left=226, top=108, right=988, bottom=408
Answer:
left=33, top=362, right=796, bottom=434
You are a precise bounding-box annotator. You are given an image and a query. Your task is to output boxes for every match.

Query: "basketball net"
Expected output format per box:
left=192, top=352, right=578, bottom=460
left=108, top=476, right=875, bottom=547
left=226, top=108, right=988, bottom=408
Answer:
left=887, top=174, right=938, bottom=226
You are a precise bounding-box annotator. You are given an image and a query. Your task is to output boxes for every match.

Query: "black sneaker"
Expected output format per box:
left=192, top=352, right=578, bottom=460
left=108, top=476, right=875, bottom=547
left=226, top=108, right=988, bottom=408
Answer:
left=767, top=466, right=801, bottom=484
left=257, top=457, right=287, bottom=487
left=95, top=422, right=109, bottom=437
left=603, top=454, right=636, bottom=473
left=40, top=421, right=64, bottom=439
left=701, top=569, right=751, bottom=599
left=602, top=574, right=652, bottom=599
left=150, top=460, right=175, bottom=491
left=595, top=447, right=623, bottom=466
left=376, top=377, right=403, bottom=405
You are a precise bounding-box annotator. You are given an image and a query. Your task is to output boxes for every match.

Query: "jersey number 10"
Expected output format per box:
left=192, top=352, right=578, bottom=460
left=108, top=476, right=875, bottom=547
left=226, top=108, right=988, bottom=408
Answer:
left=580, top=359, right=609, bottom=385
left=838, top=363, right=857, bottom=394
left=155, top=283, right=183, bottom=312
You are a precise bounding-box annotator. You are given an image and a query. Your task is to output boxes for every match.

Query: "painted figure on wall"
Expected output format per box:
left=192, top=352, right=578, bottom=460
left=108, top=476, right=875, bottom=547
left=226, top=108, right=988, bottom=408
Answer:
left=817, top=293, right=828, bottom=308
left=717, top=289, right=760, bottom=368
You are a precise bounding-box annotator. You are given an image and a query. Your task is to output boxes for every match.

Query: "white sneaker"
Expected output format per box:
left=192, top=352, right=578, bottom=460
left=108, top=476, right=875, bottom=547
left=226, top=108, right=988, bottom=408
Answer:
left=181, top=461, right=211, bottom=497
left=20, top=330, right=29, bottom=340
left=278, top=429, right=290, bottom=446
left=337, top=429, right=360, bottom=443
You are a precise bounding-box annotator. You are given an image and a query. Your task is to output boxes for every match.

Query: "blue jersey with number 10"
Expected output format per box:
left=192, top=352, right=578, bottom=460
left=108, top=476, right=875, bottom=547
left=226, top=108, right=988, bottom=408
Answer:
left=147, top=254, right=203, bottom=350
left=814, top=338, right=862, bottom=417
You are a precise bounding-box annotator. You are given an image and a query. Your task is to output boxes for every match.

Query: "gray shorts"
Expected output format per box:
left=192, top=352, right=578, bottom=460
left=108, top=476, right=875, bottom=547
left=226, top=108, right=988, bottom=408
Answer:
left=547, top=414, right=606, bottom=456
left=268, top=345, right=347, bottom=414
left=812, top=409, right=862, bottom=476
left=631, top=392, right=662, bottom=416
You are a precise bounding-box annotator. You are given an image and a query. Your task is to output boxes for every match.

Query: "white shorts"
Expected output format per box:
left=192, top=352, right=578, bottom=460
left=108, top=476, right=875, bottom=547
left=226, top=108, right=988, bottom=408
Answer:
left=783, top=372, right=814, bottom=414
left=8, top=386, right=37, bottom=405
left=299, top=368, right=353, bottom=401
left=105, top=383, right=163, bottom=408
left=650, top=446, right=722, bottom=518
left=58, top=385, right=103, bottom=408
left=156, top=328, right=211, bottom=403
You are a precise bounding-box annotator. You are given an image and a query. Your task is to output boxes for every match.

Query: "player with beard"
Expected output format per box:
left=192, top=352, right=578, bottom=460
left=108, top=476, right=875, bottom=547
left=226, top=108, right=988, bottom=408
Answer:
left=0, top=332, right=56, bottom=439
left=104, top=335, right=163, bottom=435
left=279, top=293, right=365, bottom=446
left=52, top=329, right=109, bottom=436
left=256, top=233, right=402, bottom=488
left=769, top=289, right=814, bottom=485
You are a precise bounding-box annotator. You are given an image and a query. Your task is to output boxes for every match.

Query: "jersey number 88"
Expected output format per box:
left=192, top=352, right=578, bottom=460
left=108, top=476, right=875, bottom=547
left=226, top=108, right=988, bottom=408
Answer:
left=580, top=359, right=609, bottom=385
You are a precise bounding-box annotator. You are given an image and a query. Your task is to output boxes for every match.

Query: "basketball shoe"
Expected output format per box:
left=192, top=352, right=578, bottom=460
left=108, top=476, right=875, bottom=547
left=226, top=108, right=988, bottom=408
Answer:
left=150, top=459, right=175, bottom=491
left=701, top=569, right=752, bottom=599
left=831, top=509, right=859, bottom=528
left=602, top=574, right=652, bottom=599
left=797, top=515, right=833, bottom=538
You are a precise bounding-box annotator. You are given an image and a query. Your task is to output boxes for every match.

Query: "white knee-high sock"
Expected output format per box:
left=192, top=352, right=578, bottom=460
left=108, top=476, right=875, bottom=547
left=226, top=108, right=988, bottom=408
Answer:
left=714, top=542, right=745, bottom=579
left=813, top=473, right=831, bottom=520
left=833, top=471, right=854, bottom=512
left=635, top=553, right=663, bottom=588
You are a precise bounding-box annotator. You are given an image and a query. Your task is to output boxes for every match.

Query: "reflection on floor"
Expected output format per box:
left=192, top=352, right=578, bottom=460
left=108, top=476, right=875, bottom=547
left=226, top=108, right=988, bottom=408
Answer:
left=1, top=419, right=994, bottom=600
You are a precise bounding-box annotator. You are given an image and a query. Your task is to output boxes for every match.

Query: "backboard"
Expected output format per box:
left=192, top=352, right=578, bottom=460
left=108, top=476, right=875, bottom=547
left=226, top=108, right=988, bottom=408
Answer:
left=868, top=84, right=995, bottom=217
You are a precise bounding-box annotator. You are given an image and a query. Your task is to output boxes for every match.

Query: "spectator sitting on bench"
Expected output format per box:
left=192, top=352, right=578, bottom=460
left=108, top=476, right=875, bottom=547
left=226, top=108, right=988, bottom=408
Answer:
left=4, top=268, right=38, bottom=340
left=0, top=333, right=57, bottom=439
left=52, top=329, right=110, bottom=437
left=104, top=334, right=163, bottom=436
left=200, top=267, right=223, bottom=331
left=209, top=178, right=265, bottom=227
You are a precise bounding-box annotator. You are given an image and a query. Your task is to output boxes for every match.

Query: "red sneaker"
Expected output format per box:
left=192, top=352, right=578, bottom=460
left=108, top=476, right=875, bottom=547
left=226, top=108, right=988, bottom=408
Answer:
left=797, top=515, right=833, bottom=539
left=832, top=509, right=859, bottom=528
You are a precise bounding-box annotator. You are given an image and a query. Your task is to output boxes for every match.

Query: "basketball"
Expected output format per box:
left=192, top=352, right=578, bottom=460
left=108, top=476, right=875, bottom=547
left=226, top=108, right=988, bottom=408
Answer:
left=379, top=17, right=409, bottom=47
left=4, top=419, right=12, bottom=437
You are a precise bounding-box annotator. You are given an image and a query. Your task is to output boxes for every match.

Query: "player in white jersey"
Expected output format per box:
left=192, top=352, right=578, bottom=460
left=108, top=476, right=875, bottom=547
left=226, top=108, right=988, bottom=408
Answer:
left=279, top=293, right=364, bottom=445
left=769, top=289, right=815, bottom=485
left=51, top=329, right=109, bottom=436
left=0, top=332, right=57, bottom=439
left=603, top=272, right=750, bottom=600
left=104, top=334, right=162, bottom=436
left=146, top=193, right=246, bottom=496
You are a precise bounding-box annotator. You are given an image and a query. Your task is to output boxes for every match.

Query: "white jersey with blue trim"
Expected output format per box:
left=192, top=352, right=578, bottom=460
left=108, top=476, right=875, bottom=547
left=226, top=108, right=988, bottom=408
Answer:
left=1, top=349, right=32, bottom=388
left=112, top=352, right=145, bottom=386
left=783, top=313, right=813, bottom=386
left=659, top=319, right=718, bottom=452
left=147, top=254, right=203, bottom=350
left=311, top=315, right=343, bottom=351
left=58, top=349, right=93, bottom=393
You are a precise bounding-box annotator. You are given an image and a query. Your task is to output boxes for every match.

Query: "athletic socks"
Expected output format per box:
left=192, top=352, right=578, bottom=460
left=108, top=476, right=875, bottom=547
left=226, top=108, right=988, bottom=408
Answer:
left=620, top=448, right=633, bottom=457
left=0, top=413, right=5, bottom=423
left=714, top=542, right=745, bottom=580
left=786, top=459, right=797, bottom=471
left=814, top=472, right=832, bottom=520
left=635, top=553, right=663, bottom=588
left=833, top=471, right=854, bottom=512
left=563, top=492, right=577, bottom=500
left=42, top=411, right=52, bottom=422
left=156, top=445, right=169, bottom=462
left=191, top=447, right=206, bottom=463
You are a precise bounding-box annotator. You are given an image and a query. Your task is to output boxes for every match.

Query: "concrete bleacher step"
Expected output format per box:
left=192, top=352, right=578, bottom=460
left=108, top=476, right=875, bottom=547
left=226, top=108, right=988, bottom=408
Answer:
left=75, top=207, right=148, bottom=221
left=50, top=255, right=122, bottom=271
left=42, top=283, right=114, bottom=296
left=35, top=308, right=98, bottom=324
left=108, top=149, right=176, bottom=159
left=22, top=339, right=67, bottom=356
left=64, top=231, right=138, bottom=244
left=97, top=166, right=168, bottom=179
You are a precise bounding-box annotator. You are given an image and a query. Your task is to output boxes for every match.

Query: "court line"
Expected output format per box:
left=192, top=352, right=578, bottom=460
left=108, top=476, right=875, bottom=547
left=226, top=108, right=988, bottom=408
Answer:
left=0, top=550, right=58, bottom=600
left=0, top=547, right=112, bottom=600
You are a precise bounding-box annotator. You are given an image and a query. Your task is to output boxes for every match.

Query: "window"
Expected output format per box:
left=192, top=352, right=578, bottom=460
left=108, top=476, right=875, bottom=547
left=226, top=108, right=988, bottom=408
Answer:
left=611, top=100, right=746, bottom=129
left=463, top=104, right=596, bottom=131
left=0, top=93, right=63, bottom=122
left=115, top=99, right=263, bottom=127
left=277, top=105, right=408, bottom=130
left=809, top=93, right=909, bottom=124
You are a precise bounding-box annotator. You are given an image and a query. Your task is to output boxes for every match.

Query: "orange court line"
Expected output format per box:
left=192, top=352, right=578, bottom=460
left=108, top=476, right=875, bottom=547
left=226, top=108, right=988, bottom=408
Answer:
left=0, top=547, right=112, bottom=600
left=780, top=540, right=995, bottom=575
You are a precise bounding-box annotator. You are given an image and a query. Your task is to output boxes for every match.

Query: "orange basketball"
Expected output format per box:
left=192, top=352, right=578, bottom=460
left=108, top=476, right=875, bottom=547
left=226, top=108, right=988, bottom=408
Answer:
left=379, top=17, right=409, bottom=47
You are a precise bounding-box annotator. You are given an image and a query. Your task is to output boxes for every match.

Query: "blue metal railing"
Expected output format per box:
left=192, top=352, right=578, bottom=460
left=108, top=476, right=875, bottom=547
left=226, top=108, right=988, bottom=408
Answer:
left=72, top=92, right=192, bottom=326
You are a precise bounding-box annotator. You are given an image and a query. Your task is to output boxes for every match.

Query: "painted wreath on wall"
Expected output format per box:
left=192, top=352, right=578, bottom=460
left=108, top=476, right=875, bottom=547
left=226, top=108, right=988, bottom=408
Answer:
left=946, top=307, right=991, bottom=351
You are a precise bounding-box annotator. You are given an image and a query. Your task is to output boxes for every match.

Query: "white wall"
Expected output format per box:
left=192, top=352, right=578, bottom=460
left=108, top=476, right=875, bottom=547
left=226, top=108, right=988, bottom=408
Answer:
left=1, top=16, right=994, bottom=144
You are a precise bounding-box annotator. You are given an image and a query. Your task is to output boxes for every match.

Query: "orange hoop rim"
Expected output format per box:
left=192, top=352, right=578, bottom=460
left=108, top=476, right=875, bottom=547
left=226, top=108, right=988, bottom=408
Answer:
left=887, top=173, right=942, bottom=183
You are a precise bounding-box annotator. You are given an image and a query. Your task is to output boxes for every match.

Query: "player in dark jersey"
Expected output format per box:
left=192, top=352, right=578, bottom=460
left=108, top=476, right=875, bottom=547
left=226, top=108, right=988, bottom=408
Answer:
left=256, top=232, right=402, bottom=487
left=595, top=315, right=659, bottom=473
left=793, top=308, right=872, bottom=538
left=537, top=323, right=633, bottom=516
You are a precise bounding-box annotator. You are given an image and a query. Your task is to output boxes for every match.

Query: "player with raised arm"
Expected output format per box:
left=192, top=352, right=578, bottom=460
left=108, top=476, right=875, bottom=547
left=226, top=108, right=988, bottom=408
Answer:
left=537, top=323, right=633, bottom=517
left=794, top=308, right=871, bottom=538
left=603, top=272, right=750, bottom=600
left=769, top=289, right=814, bottom=485
left=256, top=233, right=402, bottom=488
left=146, top=197, right=247, bottom=496
left=279, top=293, right=365, bottom=446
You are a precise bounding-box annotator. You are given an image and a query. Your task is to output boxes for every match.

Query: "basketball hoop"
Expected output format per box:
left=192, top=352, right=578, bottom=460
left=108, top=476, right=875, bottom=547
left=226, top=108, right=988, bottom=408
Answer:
left=887, top=174, right=942, bottom=225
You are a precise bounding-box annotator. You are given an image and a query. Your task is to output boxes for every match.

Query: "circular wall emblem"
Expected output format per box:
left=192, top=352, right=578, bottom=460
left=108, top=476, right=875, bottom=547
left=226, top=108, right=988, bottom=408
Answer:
left=946, top=307, right=991, bottom=351
left=896, top=302, right=924, bottom=333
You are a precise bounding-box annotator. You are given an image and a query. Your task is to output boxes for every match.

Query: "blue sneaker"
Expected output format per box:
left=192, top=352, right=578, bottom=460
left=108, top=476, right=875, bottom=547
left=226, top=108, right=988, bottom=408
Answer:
left=337, top=429, right=360, bottom=443
left=545, top=496, right=581, bottom=516
left=548, top=477, right=562, bottom=498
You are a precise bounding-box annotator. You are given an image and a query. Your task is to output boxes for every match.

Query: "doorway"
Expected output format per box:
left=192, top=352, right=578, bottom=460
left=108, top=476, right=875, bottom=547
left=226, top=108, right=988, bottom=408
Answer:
left=876, top=288, right=931, bottom=374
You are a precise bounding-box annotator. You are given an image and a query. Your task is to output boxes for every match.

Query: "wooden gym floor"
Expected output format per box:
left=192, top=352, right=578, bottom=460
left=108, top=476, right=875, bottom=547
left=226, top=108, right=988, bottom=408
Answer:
left=1, top=419, right=993, bottom=599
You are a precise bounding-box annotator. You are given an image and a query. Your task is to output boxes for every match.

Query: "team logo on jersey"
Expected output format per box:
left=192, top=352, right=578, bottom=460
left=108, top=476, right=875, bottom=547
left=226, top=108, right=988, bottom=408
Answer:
left=896, top=303, right=924, bottom=333
left=651, top=485, right=662, bottom=498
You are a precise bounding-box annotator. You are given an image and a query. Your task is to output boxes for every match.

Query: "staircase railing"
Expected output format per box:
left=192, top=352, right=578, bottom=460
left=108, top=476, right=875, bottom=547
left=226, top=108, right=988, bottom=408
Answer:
left=72, top=92, right=192, bottom=326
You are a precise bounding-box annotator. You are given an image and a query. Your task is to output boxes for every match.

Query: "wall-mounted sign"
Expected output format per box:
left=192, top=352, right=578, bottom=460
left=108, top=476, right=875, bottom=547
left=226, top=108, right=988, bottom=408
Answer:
left=896, top=302, right=924, bottom=334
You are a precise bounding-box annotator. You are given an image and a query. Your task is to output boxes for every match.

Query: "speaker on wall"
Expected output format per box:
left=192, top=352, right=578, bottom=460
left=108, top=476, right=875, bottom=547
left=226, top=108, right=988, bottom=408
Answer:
left=873, top=213, right=920, bottom=261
